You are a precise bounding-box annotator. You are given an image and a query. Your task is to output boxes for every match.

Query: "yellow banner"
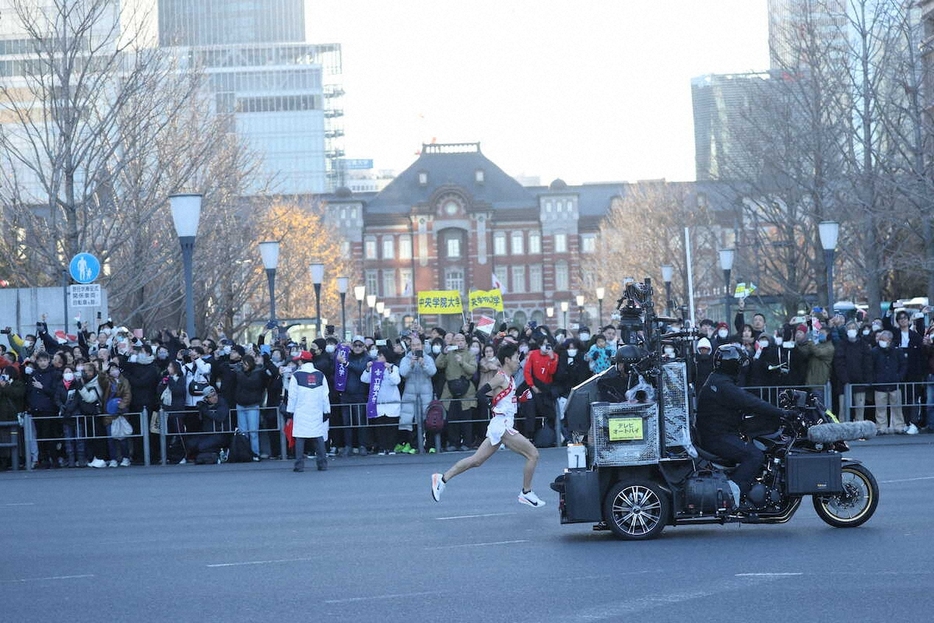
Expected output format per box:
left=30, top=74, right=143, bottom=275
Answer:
left=468, top=288, right=504, bottom=312
left=608, top=417, right=644, bottom=442
left=417, top=290, right=464, bottom=315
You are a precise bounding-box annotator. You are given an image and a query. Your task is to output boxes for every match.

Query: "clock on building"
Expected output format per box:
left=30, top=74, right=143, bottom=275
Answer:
left=443, top=201, right=459, bottom=215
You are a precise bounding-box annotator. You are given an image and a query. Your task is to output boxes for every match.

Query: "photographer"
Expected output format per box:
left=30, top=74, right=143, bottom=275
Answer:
left=435, top=332, right=477, bottom=452
left=399, top=335, right=437, bottom=454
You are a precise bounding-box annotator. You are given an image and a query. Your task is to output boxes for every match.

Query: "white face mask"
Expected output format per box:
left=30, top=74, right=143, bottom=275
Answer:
left=368, top=348, right=378, bottom=358
left=325, top=344, right=336, bottom=353
left=847, top=329, right=858, bottom=339
left=862, top=328, right=870, bottom=336
left=758, top=339, right=770, bottom=348
left=663, top=347, right=675, bottom=356
left=878, top=341, right=890, bottom=349
left=579, top=333, right=590, bottom=342
left=23, top=341, right=33, bottom=348
left=872, top=323, right=882, bottom=331
left=431, top=344, right=442, bottom=354
left=63, top=372, right=74, bottom=382
left=718, top=329, right=728, bottom=339
left=567, top=349, right=578, bottom=357
left=470, top=346, right=480, bottom=355
left=24, top=366, right=33, bottom=375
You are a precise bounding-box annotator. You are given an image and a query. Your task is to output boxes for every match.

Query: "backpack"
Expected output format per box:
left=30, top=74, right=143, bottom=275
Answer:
left=424, top=400, right=446, bottom=432
left=227, top=429, right=254, bottom=463
left=195, top=451, right=219, bottom=465
left=533, top=423, right=557, bottom=448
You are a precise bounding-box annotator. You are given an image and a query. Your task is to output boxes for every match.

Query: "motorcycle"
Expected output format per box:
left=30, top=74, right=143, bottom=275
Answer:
left=552, top=389, right=880, bottom=540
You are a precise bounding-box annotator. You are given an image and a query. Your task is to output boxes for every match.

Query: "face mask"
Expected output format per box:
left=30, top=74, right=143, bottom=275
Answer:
left=325, top=344, right=336, bottom=353
left=718, top=329, right=728, bottom=339
left=271, top=355, right=282, bottom=363
left=128, top=354, right=138, bottom=363
left=110, top=369, right=120, bottom=378
left=567, top=349, right=578, bottom=357
left=23, top=341, right=33, bottom=348
left=878, top=341, right=889, bottom=349
left=431, top=345, right=442, bottom=354
left=758, top=339, right=770, bottom=348
left=470, top=346, right=480, bottom=355
left=847, top=329, right=858, bottom=339
left=862, top=329, right=870, bottom=336
left=872, top=323, right=882, bottom=331
left=579, top=333, right=590, bottom=342
left=663, top=347, right=675, bottom=356
left=157, top=351, right=168, bottom=360
left=24, top=366, right=33, bottom=375
left=222, top=346, right=231, bottom=355
left=63, top=372, right=74, bottom=382
left=369, top=348, right=378, bottom=358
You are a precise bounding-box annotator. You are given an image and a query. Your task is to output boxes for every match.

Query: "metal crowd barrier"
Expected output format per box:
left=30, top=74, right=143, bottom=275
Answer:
left=0, top=420, right=20, bottom=471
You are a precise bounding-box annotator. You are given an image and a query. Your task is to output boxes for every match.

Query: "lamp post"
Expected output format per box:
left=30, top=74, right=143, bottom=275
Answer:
left=258, top=241, right=280, bottom=334
left=354, top=285, right=366, bottom=335
left=546, top=306, right=554, bottom=321
left=575, top=294, right=585, bottom=326
left=336, top=277, right=349, bottom=340
left=169, top=193, right=202, bottom=339
left=310, top=263, right=325, bottom=337
left=661, top=265, right=673, bottom=316
left=375, top=301, right=385, bottom=336
left=366, top=294, right=377, bottom=335
left=719, top=249, right=735, bottom=326
left=560, top=301, right=569, bottom=330
left=595, top=287, right=605, bottom=328
left=383, top=307, right=391, bottom=334
left=818, top=221, right=840, bottom=312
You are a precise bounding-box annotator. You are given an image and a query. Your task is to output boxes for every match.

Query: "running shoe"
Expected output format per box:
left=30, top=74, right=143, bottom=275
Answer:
left=518, top=490, right=546, bottom=508
left=431, top=473, right=445, bottom=502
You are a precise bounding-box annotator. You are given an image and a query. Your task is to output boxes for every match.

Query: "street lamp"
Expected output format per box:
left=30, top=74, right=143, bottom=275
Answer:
left=660, top=265, right=673, bottom=316
left=576, top=294, right=585, bottom=326
left=546, top=306, right=554, bottom=320
left=169, top=193, right=202, bottom=339
left=560, top=301, right=569, bottom=330
left=258, top=241, right=280, bottom=333
left=366, top=294, right=377, bottom=335
left=310, top=263, right=325, bottom=337
left=354, top=285, right=366, bottom=335
left=719, top=249, right=735, bottom=326
left=376, top=301, right=385, bottom=334
left=818, top=221, right=840, bottom=312
left=595, top=287, right=605, bottom=328
left=336, top=277, right=349, bottom=340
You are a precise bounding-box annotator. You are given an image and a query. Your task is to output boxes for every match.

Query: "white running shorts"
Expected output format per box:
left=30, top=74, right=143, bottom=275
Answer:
left=486, top=415, right=517, bottom=445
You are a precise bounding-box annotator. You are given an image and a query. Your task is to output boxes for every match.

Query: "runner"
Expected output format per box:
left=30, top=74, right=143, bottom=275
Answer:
left=430, top=342, right=546, bottom=507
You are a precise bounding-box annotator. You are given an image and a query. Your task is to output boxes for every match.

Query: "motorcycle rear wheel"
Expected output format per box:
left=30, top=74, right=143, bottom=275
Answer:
left=812, top=463, right=879, bottom=528
left=603, top=480, right=670, bottom=540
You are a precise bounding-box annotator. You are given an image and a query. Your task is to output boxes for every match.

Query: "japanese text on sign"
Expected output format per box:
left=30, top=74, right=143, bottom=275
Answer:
left=69, top=284, right=101, bottom=307
left=608, top=417, right=643, bottom=442
left=417, top=290, right=463, bottom=315
left=467, top=288, right=504, bottom=312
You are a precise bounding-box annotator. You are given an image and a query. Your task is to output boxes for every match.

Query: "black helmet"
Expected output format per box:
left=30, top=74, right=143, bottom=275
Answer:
left=713, top=344, right=748, bottom=377
left=615, top=344, right=642, bottom=365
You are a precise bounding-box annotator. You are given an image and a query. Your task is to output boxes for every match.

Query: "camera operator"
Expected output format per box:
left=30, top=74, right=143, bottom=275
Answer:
left=696, top=344, right=788, bottom=509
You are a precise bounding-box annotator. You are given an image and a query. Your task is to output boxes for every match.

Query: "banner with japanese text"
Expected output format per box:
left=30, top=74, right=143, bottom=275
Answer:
left=468, top=288, right=504, bottom=312
left=417, top=290, right=464, bottom=315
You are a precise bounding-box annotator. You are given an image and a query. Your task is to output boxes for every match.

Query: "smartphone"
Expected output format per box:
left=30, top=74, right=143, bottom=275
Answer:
left=413, top=350, right=423, bottom=358
left=375, top=339, right=387, bottom=347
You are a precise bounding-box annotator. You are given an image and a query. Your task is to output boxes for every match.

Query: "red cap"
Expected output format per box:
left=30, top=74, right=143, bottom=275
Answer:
left=796, top=324, right=808, bottom=334
left=717, top=322, right=729, bottom=329
left=292, top=350, right=314, bottom=362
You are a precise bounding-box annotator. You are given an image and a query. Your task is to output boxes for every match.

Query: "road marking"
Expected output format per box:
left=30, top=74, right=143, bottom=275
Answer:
left=207, top=557, right=316, bottom=568
left=435, top=512, right=515, bottom=520
left=425, top=539, right=528, bottom=550
left=879, top=476, right=934, bottom=484
left=3, top=502, right=35, bottom=507
left=3, top=574, right=94, bottom=583
left=735, top=573, right=803, bottom=577
left=325, top=590, right=440, bottom=604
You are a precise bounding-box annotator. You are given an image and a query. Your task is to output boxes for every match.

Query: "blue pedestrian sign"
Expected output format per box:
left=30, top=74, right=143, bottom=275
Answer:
left=69, top=253, right=100, bottom=284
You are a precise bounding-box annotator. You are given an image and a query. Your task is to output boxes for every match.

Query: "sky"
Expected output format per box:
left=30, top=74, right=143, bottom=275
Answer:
left=307, top=1, right=771, bottom=185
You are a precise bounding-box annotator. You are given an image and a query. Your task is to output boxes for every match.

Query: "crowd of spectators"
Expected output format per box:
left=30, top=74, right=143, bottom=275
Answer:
left=0, top=296, right=932, bottom=471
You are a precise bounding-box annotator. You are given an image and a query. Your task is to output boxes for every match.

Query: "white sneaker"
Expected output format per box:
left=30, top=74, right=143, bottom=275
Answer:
left=906, top=423, right=919, bottom=435
left=178, top=457, right=187, bottom=465
left=518, top=490, right=546, bottom=508
left=88, top=458, right=106, bottom=469
left=119, top=458, right=131, bottom=467
left=430, top=473, right=445, bottom=502
left=107, top=460, right=118, bottom=468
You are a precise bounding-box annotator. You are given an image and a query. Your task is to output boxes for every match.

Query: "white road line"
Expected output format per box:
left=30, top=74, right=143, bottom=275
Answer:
left=325, top=590, right=440, bottom=604
left=4, top=574, right=95, bottom=583
left=879, top=476, right=934, bottom=484
left=3, top=502, right=36, bottom=507
left=735, top=573, right=803, bottom=577
left=435, top=512, right=516, bottom=520
left=425, top=539, right=529, bottom=550
left=207, top=557, right=316, bottom=568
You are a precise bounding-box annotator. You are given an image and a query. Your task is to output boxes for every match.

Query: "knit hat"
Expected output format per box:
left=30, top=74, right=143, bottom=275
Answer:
left=696, top=337, right=712, bottom=351
left=795, top=324, right=808, bottom=334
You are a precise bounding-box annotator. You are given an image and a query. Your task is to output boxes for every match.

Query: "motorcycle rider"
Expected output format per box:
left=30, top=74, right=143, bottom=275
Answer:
left=696, top=344, right=787, bottom=508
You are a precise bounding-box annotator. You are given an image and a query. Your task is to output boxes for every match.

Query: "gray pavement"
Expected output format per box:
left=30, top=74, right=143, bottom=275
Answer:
left=1, top=436, right=933, bottom=623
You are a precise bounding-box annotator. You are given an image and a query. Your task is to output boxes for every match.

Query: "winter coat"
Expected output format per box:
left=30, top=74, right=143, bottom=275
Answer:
left=834, top=337, right=872, bottom=392
left=341, top=351, right=371, bottom=397
left=234, top=366, right=266, bottom=406
left=435, top=347, right=478, bottom=409
left=123, top=361, right=161, bottom=412
left=554, top=351, right=591, bottom=397
left=796, top=340, right=835, bottom=387
left=25, top=365, right=60, bottom=415
left=287, top=362, right=330, bottom=438
left=360, top=362, right=402, bottom=418
left=0, top=377, right=26, bottom=421
left=746, top=345, right=781, bottom=388
left=871, top=346, right=905, bottom=392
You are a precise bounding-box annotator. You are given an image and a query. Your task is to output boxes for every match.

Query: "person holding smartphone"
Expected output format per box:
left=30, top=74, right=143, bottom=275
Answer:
left=399, top=335, right=437, bottom=454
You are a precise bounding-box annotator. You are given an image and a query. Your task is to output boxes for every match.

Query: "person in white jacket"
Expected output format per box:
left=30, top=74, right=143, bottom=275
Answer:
left=360, top=348, right=402, bottom=455
left=286, top=351, right=331, bottom=472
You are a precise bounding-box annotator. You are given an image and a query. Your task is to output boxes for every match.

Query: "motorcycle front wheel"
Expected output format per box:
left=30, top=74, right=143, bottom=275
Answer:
left=603, top=480, right=670, bottom=540
left=812, top=463, right=879, bottom=528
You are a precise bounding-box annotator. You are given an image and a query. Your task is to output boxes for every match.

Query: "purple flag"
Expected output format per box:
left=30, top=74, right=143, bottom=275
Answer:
left=334, top=344, right=351, bottom=392
left=365, top=361, right=385, bottom=420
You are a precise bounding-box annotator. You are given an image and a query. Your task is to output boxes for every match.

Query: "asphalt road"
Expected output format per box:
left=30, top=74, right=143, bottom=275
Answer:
left=2, top=435, right=933, bottom=623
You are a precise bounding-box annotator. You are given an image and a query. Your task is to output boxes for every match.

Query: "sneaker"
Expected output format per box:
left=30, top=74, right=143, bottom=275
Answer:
left=428, top=447, right=436, bottom=454
left=218, top=449, right=229, bottom=463
left=378, top=450, right=388, bottom=456
left=393, top=444, right=404, bottom=453
left=327, top=447, right=338, bottom=457
left=88, top=458, right=107, bottom=469
left=906, top=423, right=919, bottom=435
left=388, top=451, right=396, bottom=456
left=518, top=490, right=546, bottom=508
left=119, top=458, right=131, bottom=467
left=431, top=473, right=445, bottom=502
left=178, top=457, right=187, bottom=465
left=107, top=460, right=118, bottom=468
left=402, top=443, right=416, bottom=455
left=251, top=456, right=261, bottom=462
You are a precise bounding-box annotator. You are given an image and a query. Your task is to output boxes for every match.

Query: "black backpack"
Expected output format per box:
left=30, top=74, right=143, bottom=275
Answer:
left=228, top=429, right=254, bottom=463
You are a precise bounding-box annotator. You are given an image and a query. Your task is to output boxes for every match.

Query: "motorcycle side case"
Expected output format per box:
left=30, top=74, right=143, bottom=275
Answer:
left=561, top=469, right=603, bottom=523
left=785, top=452, right=843, bottom=495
